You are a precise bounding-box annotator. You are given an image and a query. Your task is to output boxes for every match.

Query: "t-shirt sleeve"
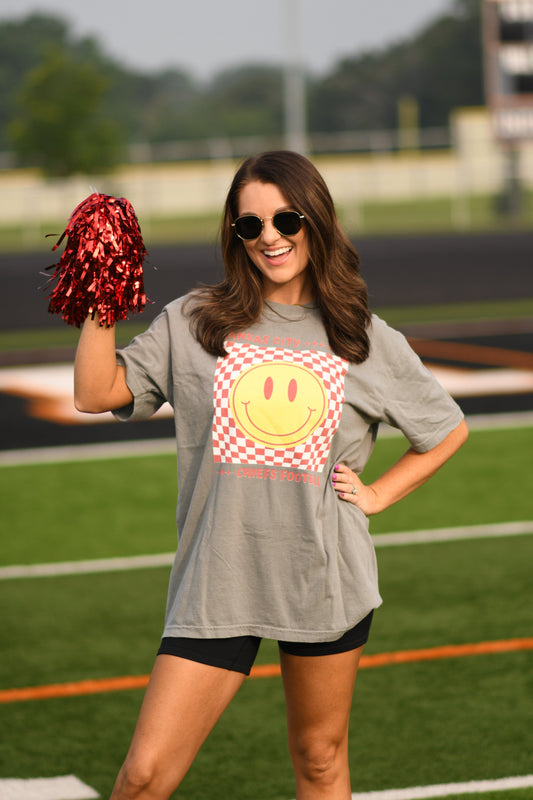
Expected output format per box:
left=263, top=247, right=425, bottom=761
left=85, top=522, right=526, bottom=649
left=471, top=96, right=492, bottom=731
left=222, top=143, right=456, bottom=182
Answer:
left=372, top=317, right=464, bottom=452
left=113, top=309, right=174, bottom=422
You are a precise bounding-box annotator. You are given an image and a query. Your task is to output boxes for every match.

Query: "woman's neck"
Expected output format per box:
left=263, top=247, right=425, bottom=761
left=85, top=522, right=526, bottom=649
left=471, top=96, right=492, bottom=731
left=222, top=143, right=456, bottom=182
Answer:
left=262, top=280, right=315, bottom=307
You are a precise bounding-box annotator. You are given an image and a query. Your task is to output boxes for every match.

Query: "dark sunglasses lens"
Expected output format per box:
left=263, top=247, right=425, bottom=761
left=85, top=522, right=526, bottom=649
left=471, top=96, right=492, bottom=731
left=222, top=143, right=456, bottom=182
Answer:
left=274, top=212, right=303, bottom=235
left=235, top=216, right=262, bottom=239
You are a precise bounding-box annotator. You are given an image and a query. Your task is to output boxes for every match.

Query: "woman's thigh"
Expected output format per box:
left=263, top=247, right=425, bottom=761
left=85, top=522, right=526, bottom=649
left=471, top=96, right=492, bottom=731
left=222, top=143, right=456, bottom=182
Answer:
left=119, top=654, right=246, bottom=795
left=279, top=646, right=364, bottom=750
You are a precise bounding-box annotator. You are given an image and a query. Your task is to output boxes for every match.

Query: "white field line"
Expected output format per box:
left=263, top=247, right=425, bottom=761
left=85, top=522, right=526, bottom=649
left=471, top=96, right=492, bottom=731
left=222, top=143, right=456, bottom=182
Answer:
left=0, top=552, right=175, bottom=580
left=0, top=774, right=99, bottom=799
left=371, top=520, right=533, bottom=546
left=350, top=774, right=533, bottom=799
left=1, top=411, right=533, bottom=468
left=1, top=774, right=532, bottom=800
left=1, top=521, right=532, bottom=581
left=0, top=437, right=177, bottom=467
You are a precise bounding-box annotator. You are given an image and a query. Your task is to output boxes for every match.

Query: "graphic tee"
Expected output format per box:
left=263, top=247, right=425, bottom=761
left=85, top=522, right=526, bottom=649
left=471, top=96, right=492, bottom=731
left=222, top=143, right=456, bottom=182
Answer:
left=115, top=296, right=464, bottom=642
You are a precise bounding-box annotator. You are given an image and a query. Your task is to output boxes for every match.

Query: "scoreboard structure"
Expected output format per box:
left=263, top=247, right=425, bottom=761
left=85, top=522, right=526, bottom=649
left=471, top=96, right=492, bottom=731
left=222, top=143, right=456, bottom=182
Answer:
left=483, top=0, right=533, bottom=141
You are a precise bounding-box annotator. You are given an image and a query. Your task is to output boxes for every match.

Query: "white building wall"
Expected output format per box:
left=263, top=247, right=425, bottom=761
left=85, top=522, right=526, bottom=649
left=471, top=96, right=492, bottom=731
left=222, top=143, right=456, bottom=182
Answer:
left=0, top=108, right=531, bottom=228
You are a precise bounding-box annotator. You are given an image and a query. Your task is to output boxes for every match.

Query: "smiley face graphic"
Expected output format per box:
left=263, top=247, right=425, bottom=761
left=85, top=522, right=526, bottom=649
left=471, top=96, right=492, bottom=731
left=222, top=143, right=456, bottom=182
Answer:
left=229, top=361, right=329, bottom=449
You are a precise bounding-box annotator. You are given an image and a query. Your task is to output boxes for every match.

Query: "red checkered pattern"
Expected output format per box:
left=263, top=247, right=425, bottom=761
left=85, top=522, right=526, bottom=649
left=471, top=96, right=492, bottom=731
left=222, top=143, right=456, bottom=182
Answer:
left=212, top=342, right=348, bottom=473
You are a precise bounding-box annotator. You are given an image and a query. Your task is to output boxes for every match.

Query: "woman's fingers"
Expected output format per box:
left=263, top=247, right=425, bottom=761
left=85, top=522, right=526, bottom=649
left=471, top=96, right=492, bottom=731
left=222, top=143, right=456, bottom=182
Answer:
left=332, top=463, right=362, bottom=502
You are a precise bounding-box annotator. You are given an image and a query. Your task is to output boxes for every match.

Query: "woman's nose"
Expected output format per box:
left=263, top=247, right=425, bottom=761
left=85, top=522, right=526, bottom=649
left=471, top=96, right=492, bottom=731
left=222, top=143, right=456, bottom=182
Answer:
left=260, top=217, right=280, bottom=243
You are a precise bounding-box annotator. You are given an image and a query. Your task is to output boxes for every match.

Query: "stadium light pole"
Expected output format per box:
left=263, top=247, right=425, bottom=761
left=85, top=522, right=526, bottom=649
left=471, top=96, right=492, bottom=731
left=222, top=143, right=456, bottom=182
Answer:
left=283, top=0, right=308, bottom=154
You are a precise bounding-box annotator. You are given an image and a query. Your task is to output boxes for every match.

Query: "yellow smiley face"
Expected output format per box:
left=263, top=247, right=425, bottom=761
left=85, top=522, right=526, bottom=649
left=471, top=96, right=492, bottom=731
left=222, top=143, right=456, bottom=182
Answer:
left=230, top=361, right=329, bottom=449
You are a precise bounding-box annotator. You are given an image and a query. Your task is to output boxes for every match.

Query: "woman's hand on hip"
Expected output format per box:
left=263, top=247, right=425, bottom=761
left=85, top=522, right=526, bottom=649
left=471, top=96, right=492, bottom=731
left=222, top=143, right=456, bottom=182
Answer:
left=332, top=463, right=378, bottom=516
left=331, top=421, right=469, bottom=518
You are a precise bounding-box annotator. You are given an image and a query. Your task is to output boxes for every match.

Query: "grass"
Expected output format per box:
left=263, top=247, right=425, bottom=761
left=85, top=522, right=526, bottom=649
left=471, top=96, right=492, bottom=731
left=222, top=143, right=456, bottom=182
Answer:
left=2, top=297, right=533, bottom=356
left=362, top=426, right=533, bottom=534
left=1, top=536, right=532, bottom=798
left=341, top=191, right=533, bottom=237
left=2, top=427, right=533, bottom=566
left=1, top=191, right=532, bottom=253
left=0, top=211, right=223, bottom=254
left=0, top=319, right=149, bottom=353
left=2, top=187, right=532, bottom=797
left=374, top=297, right=533, bottom=328
left=1, top=654, right=532, bottom=798
left=1, top=428, right=532, bottom=798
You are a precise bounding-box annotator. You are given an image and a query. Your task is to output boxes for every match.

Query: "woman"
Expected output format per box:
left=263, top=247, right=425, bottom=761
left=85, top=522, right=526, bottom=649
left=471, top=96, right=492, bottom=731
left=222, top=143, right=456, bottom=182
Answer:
left=74, top=150, right=468, bottom=800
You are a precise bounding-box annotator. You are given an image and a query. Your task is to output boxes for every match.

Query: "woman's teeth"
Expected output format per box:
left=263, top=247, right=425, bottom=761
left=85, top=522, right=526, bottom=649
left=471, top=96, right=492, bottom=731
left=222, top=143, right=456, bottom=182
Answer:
left=264, top=246, right=292, bottom=257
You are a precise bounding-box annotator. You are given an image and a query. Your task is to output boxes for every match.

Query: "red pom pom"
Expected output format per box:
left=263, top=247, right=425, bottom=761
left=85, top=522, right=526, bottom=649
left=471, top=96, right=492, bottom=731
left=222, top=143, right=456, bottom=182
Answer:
left=46, top=192, right=149, bottom=327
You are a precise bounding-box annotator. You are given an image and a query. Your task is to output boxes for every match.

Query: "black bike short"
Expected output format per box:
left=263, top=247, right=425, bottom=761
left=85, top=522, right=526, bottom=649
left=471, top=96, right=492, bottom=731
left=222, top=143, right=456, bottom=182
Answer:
left=157, top=610, right=373, bottom=676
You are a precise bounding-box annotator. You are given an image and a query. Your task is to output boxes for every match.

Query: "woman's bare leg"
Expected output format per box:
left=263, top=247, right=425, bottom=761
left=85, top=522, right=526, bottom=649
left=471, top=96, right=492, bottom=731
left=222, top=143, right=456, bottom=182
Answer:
left=280, top=646, right=364, bottom=800
left=110, top=654, right=246, bottom=800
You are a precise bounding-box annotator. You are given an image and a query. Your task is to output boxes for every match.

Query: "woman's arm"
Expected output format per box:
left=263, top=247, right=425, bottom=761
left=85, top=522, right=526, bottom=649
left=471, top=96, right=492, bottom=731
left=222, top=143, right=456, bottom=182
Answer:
left=74, top=316, right=133, bottom=413
left=333, top=418, right=468, bottom=516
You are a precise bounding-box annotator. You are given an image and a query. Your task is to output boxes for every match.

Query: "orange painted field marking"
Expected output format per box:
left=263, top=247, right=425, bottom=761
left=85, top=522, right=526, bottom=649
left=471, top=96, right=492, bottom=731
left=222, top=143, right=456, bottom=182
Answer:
left=0, top=674, right=150, bottom=703
left=358, top=636, right=533, bottom=668
left=1, top=637, right=532, bottom=704
left=408, top=337, right=533, bottom=370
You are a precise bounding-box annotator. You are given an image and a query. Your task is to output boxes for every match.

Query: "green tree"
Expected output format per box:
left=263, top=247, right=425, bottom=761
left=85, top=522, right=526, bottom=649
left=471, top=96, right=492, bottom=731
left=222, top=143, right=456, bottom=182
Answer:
left=308, top=0, right=483, bottom=133
left=198, top=65, right=284, bottom=139
left=0, top=1, right=486, bottom=160
left=102, top=65, right=198, bottom=143
left=9, top=45, right=125, bottom=176
left=0, top=14, right=69, bottom=150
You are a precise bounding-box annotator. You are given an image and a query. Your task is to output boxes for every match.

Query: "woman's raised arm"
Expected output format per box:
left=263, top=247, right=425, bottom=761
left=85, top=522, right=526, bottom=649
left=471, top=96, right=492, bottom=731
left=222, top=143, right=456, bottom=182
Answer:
left=74, top=316, right=133, bottom=413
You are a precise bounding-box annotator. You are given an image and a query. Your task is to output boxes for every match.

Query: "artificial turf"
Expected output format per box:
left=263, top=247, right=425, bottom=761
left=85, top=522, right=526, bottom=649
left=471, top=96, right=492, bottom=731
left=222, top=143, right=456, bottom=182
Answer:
left=1, top=425, right=532, bottom=799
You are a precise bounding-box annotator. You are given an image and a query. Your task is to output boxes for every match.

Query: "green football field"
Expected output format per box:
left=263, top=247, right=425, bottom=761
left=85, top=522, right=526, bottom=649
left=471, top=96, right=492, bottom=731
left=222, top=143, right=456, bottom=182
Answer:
left=1, top=424, right=532, bottom=799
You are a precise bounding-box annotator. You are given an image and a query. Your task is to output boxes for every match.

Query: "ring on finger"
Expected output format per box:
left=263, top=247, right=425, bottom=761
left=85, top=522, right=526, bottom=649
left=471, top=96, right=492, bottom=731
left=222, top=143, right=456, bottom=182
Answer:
left=351, top=485, right=358, bottom=495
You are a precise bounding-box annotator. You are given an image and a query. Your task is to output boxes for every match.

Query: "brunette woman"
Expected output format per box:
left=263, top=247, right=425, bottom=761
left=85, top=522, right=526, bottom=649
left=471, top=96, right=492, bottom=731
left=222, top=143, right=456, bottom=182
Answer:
left=75, top=151, right=468, bottom=800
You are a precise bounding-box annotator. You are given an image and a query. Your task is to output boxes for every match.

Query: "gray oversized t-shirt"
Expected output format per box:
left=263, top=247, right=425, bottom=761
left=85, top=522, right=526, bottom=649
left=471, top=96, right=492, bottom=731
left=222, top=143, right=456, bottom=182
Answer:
left=115, top=296, right=464, bottom=642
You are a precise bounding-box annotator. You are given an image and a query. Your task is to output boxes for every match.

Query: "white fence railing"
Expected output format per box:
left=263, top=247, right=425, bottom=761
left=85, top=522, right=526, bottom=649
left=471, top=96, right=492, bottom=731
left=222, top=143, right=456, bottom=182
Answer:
left=0, top=109, right=532, bottom=231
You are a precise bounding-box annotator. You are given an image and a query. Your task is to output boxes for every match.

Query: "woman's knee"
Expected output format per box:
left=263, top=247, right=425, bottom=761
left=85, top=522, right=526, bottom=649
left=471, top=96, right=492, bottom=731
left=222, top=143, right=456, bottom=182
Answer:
left=291, top=735, right=346, bottom=785
left=112, top=752, right=160, bottom=799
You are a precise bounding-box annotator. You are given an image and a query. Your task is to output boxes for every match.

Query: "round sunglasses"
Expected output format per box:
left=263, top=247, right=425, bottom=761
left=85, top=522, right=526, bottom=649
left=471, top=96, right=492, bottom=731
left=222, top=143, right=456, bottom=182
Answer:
left=232, top=210, right=305, bottom=240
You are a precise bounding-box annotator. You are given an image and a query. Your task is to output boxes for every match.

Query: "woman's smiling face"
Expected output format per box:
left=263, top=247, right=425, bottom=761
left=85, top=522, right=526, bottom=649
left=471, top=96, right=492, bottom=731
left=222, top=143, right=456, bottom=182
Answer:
left=237, top=181, right=313, bottom=305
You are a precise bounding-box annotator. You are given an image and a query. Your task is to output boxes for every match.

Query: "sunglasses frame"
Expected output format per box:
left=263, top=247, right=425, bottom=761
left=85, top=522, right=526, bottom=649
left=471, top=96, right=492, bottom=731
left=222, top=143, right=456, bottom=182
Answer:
left=232, top=211, right=305, bottom=241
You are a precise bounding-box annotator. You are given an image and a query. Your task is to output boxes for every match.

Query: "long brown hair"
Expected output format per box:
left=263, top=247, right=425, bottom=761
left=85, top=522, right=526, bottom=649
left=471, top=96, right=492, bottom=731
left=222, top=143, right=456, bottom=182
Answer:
left=186, top=150, right=371, bottom=363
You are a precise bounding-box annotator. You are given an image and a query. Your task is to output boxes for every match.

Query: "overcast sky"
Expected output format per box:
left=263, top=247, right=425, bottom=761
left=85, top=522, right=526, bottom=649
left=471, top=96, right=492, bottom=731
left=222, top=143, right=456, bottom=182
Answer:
left=0, top=0, right=454, bottom=80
